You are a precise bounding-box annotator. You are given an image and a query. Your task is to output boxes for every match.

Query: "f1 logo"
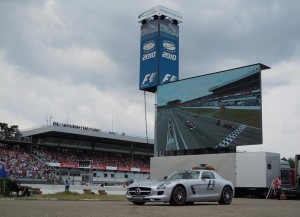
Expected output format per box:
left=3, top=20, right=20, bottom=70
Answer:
left=207, top=180, right=215, bottom=188
left=162, top=74, right=177, bottom=83
left=142, top=72, right=156, bottom=85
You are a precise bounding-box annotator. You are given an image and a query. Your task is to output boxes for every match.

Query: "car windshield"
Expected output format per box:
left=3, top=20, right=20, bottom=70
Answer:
left=166, top=170, right=200, bottom=180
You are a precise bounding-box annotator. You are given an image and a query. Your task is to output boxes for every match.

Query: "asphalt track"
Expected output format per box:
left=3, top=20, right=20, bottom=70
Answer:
left=0, top=198, right=299, bottom=217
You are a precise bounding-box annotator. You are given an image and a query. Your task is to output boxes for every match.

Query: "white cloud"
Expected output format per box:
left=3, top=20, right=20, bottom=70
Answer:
left=238, top=59, right=300, bottom=158
left=1, top=0, right=300, bottom=158
left=0, top=48, right=151, bottom=136
left=46, top=46, right=118, bottom=73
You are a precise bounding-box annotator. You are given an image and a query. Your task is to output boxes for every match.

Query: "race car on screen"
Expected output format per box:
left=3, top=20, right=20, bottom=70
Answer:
left=126, top=166, right=234, bottom=206
left=186, top=120, right=196, bottom=130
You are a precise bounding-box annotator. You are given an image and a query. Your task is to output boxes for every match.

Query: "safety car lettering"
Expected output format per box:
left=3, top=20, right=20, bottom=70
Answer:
left=207, top=180, right=215, bottom=188
left=206, top=180, right=215, bottom=190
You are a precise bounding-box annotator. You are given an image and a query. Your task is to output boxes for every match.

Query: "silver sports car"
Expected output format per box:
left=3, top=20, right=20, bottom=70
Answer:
left=126, top=168, right=234, bottom=206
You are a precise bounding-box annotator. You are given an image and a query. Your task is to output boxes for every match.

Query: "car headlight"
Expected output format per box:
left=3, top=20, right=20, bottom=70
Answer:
left=157, top=182, right=171, bottom=189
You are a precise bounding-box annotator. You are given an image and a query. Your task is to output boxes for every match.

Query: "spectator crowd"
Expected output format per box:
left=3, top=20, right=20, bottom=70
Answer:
left=0, top=145, right=150, bottom=179
left=0, top=147, right=49, bottom=179
left=33, top=147, right=150, bottom=168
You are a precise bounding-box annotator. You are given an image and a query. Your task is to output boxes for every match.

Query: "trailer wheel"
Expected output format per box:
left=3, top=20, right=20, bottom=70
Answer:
left=218, top=186, right=233, bottom=205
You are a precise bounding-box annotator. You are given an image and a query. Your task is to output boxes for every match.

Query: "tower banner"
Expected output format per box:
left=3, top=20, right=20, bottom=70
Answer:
left=139, top=32, right=159, bottom=91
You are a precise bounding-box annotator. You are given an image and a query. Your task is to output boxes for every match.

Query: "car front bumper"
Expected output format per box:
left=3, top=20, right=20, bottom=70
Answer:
left=126, top=188, right=172, bottom=203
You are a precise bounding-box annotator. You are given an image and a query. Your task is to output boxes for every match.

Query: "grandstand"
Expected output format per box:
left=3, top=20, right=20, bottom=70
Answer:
left=178, top=68, right=263, bottom=109
left=0, top=123, right=154, bottom=186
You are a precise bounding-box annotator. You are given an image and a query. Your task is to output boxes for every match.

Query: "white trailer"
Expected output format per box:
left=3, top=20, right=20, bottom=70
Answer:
left=150, top=152, right=280, bottom=197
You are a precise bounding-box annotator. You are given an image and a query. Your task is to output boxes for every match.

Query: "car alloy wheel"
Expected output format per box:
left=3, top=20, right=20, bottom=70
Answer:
left=170, top=185, right=186, bottom=206
left=218, top=186, right=233, bottom=205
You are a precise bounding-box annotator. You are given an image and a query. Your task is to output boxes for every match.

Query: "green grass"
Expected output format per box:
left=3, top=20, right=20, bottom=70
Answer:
left=38, top=191, right=127, bottom=201
left=1, top=191, right=127, bottom=201
left=183, top=108, right=262, bottom=128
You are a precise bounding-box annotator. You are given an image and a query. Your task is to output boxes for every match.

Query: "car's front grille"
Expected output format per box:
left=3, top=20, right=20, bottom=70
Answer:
left=128, top=187, right=152, bottom=196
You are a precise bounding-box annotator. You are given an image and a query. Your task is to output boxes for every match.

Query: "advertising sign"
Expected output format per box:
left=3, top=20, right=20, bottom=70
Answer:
left=60, top=162, right=79, bottom=168
left=92, top=165, right=106, bottom=170
left=139, top=32, right=159, bottom=91
left=139, top=20, right=179, bottom=92
left=159, top=33, right=179, bottom=84
left=156, top=64, right=270, bottom=156
left=117, top=167, right=131, bottom=171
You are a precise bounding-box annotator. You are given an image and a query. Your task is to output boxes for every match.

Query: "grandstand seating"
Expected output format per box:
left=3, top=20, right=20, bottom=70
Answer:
left=0, top=146, right=150, bottom=180
left=0, top=147, right=48, bottom=179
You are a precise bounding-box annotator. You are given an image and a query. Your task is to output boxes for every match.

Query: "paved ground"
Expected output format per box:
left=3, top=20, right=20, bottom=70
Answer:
left=0, top=198, right=299, bottom=217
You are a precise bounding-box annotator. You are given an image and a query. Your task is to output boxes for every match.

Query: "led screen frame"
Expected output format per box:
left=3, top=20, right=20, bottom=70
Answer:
left=156, top=64, right=269, bottom=156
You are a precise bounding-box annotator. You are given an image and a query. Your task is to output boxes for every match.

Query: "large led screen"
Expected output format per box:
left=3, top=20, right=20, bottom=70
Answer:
left=156, top=64, right=269, bottom=156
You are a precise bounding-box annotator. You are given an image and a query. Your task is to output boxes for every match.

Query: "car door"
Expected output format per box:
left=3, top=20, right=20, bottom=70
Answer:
left=189, top=171, right=213, bottom=200
left=197, top=171, right=218, bottom=200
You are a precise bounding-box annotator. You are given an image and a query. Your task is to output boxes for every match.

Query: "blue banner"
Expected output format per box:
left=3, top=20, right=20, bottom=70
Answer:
left=139, top=33, right=159, bottom=91
left=158, top=32, right=179, bottom=84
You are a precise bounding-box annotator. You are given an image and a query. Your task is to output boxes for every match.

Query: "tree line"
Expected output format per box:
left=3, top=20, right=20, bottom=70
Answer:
left=0, top=122, right=21, bottom=139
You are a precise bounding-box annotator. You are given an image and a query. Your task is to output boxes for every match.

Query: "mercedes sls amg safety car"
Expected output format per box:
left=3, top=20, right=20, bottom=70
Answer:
left=126, top=166, right=234, bottom=206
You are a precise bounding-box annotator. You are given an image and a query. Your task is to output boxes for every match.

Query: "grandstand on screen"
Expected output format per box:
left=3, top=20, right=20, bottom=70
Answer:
left=1, top=123, right=153, bottom=186
left=178, top=69, right=262, bottom=109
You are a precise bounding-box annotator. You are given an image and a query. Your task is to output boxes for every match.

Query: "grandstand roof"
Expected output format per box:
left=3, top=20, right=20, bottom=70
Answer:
left=208, top=63, right=269, bottom=92
left=21, top=125, right=154, bottom=149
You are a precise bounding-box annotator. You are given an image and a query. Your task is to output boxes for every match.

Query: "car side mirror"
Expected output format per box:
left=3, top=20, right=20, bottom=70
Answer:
left=163, top=176, right=167, bottom=180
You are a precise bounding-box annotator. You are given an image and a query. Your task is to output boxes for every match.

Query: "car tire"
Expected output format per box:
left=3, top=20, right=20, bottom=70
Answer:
left=132, top=202, right=145, bottom=205
left=218, top=186, right=233, bottom=205
left=169, top=185, right=186, bottom=206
